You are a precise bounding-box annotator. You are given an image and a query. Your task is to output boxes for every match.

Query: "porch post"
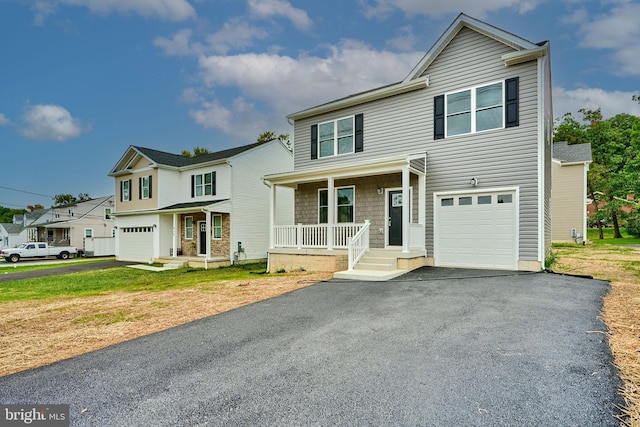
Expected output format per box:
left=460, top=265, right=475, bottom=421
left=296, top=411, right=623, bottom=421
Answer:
left=327, top=177, right=335, bottom=250
left=205, top=210, right=211, bottom=268
left=269, top=183, right=276, bottom=249
left=418, top=173, right=426, bottom=251
left=172, top=213, right=178, bottom=258
left=402, top=167, right=410, bottom=253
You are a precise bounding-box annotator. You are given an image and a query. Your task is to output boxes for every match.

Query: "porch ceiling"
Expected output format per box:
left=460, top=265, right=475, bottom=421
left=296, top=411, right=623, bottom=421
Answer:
left=264, top=153, right=426, bottom=188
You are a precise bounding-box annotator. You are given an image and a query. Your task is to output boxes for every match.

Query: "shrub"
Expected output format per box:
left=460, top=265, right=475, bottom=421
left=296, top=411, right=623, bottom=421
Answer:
left=626, top=214, right=640, bottom=237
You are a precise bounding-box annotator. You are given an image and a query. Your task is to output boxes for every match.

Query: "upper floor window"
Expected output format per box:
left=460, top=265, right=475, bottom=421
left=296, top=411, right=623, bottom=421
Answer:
left=53, top=209, right=60, bottom=219
left=311, top=113, right=364, bottom=160
left=84, top=228, right=93, bottom=238
left=446, top=82, right=503, bottom=137
left=68, top=207, right=74, bottom=217
left=121, top=179, right=131, bottom=202
left=139, top=176, right=152, bottom=199
left=434, top=77, right=519, bottom=140
left=104, top=208, right=112, bottom=220
left=192, top=172, right=216, bottom=197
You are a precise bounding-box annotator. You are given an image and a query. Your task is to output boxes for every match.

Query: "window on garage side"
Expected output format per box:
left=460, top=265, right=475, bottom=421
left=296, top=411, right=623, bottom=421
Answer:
left=497, top=194, right=513, bottom=204
left=185, top=216, right=193, bottom=239
left=441, top=198, right=454, bottom=206
left=459, top=196, right=472, bottom=206
left=478, top=195, right=492, bottom=204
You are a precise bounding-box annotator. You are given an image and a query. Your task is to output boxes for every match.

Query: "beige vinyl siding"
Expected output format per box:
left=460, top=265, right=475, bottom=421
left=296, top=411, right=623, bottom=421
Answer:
left=115, top=169, right=158, bottom=212
left=551, top=162, right=586, bottom=242
left=292, top=27, right=544, bottom=262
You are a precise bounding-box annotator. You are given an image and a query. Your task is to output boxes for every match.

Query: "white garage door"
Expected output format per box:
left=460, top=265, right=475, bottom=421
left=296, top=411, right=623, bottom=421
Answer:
left=118, top=226, right=154, bottom=263
left=435, top=190, right=517, bottom=270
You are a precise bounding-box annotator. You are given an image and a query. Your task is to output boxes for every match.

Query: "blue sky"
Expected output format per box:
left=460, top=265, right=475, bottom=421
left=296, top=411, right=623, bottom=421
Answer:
left=1, top=0, right=639, bottom=209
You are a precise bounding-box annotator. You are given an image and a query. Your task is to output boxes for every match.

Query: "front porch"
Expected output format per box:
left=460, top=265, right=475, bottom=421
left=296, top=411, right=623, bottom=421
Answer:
left=264, top=153, right=429, bottom=279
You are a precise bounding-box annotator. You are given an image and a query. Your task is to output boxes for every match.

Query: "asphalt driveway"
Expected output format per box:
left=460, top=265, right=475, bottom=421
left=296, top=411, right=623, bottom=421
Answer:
left=0, top=268, right=623, bottom=426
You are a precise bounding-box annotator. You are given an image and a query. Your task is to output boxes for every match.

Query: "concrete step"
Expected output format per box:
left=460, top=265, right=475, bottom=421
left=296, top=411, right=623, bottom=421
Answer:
left=163, top=260, right=189, bottom=269
left=354, top=261, right=396, bottom=271
left=333, top=269, right=407, bottom=281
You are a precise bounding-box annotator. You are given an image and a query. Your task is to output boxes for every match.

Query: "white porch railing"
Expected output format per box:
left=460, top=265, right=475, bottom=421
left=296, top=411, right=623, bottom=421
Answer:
left=348, top=220, right=370, bottom=270
left=273, top=223, right=366, bottom=249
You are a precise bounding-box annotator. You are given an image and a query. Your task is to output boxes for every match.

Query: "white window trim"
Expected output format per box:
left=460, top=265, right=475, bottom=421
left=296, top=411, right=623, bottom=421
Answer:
left=318, top=186, right=356, bottom=224
left=53, top=209, right=60, bottom=219
left=211, top=214, right=222, bottom=240
left=445, top=80, right=504, bottom=138
left=84, top=228, right=93, bottom=238
left=141, top=176, right=150, bottom=199
left=194, top=172, right=214, bottom=197
left=121, top=180, right=131, bottom=202
left=104, top=208, right=112, bottom=220
left=185, top=216, right=194, bottom=240
left=318, top=115, right=355, bottom=158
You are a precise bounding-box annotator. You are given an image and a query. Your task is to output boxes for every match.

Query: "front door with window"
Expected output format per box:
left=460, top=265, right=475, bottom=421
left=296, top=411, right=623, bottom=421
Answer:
left=388, top=190, right=403, bottom=246
left=198, top=221, right=207, bottom=255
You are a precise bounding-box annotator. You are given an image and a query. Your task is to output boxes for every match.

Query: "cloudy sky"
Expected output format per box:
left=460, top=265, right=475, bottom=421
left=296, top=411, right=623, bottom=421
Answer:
left=0, top=0, right=639, bottom=209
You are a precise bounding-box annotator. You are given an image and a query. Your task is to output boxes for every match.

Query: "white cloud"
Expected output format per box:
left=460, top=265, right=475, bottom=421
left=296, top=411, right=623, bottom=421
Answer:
left=154, top=28, right=204, bottom=56
left=359, top=0, right=545, bottom=19
left=386, top=25, right=418, bottom=51
left=0, top=113, right=10, bottom=126
left=572, top=2, right=640, bottom=76
left=205, top=18, right=270, bottom=54
left=19, top=104, right=88, bottom=142
left=247, top=0, right=313, bottom=31
left=553, top=86, right=640, bottom=120
left=39, top=0, right=196, bottom=22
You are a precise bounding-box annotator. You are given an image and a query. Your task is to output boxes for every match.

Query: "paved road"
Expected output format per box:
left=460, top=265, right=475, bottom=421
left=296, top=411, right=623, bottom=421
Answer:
left=0, top=259, right=138, bottom=281
left=0, top=268, right=623, bottom=426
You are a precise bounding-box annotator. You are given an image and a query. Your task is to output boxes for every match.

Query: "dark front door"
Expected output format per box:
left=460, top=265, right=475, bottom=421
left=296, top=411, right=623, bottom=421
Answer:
left=388, top=190, right=403, bottom=246
left=199, top=222, right=207, bottom=255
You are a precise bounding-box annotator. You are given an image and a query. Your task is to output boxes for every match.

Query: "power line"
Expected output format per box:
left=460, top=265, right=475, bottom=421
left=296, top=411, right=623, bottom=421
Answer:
left=0, top=185, right=53, bottom=198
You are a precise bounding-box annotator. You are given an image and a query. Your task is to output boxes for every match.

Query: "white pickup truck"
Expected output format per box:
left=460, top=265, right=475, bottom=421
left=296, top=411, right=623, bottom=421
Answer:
left=1, top=242, right=78, bottom=263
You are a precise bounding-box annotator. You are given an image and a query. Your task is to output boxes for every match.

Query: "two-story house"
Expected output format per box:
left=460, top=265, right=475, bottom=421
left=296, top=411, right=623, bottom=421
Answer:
left=28, top=196, right=116, bottom=253
left=108, top=140, right=293, bottom=266
left=264, top=14, right=553, bottom=278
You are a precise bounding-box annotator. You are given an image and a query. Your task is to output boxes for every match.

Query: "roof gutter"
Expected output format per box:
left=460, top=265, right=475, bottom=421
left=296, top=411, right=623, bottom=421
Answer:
left=287, top=76, right=429, bottom=121
left=502, top=45, right=548, bottom=66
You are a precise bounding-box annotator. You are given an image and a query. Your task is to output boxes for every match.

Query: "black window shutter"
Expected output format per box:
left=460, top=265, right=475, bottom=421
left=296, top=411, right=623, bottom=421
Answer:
left=310, top=124, right=318, bottom=159
left=354, top=113, right=364, bottom=153
left=191, top=175, right=195, bottom=198
left=127, top=180, right=131, bottom=201
left=211, top=172, right=216, bottom=195
left=434, top=95, right=445, bottom=140
left=148, top=176, right=152, bottom=198
left=120, top=181, right=123, bottom=202
left=505, top=77, right=519, bottom=128
left=138, top=177, right=142, bottom=199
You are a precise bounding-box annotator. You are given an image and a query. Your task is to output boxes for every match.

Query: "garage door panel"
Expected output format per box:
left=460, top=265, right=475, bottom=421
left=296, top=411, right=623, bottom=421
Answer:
left=118, top=227, right=154, bottom=263
left=435, top=190, right=517, bottom=270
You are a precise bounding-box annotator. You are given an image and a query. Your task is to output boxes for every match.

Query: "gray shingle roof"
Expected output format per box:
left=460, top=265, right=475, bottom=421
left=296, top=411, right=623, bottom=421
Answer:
left=0, top=223, right=23, bottom=234
left=553, top=141, right=592, bottom=163
left=133, top=142, right=265, bottom=168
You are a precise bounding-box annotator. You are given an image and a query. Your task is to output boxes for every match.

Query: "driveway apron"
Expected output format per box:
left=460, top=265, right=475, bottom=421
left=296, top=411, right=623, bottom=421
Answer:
left=0, top=269, right=623, bottom=426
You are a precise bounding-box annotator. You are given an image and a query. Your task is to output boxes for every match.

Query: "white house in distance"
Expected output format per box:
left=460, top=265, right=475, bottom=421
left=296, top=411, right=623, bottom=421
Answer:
left=109, top=140, right=293, bottom=266
left=551, top=141, right=592, bottom=243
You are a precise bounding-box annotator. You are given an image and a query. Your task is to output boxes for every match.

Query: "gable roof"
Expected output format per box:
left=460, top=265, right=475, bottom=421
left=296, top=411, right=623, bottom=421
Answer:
left=110, top=142, right=267, bottom=176
left=287, top=13, right=548, bottom=121
left=553, top=142, right=592, bottom=164
left=0, top=223, right=23, bottom=234
left=405, top=13, right=547, bottom=82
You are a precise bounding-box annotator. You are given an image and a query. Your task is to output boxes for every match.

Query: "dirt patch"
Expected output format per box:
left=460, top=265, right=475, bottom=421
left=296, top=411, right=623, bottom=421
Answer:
left=554, top=245, right=640, bottom=425
left=0, top=271, right=332, bottom=377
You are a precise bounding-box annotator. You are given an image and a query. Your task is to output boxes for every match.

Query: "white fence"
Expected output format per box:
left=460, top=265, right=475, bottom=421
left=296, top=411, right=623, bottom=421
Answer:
left=84, top=237, right=115, bottom=256
left=273, top=223, right=366, bottom=249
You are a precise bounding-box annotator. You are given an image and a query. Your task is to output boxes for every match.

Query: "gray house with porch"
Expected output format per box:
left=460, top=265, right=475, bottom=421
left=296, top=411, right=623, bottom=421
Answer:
left=264, top=13, right=553, bottom=279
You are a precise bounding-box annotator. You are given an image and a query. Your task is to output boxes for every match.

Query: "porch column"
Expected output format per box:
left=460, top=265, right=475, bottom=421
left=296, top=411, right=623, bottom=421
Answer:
left=402, top=167, right=410, bottom=253
left=172, top=213, right=178, bottom=258
left=269, top=183, right=276, bottom=249
left=205, top=211, right=211, bottom=264
left=327, top=177, right=335, bottom=250
left=418, top=173, right=426, bottom=251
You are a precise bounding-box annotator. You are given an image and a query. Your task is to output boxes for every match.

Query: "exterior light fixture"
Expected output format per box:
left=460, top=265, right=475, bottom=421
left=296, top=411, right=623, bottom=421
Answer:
left=469, top=177, right=478, bottom=186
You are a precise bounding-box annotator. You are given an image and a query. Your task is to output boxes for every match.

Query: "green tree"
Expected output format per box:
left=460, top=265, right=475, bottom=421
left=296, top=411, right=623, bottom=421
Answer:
left=0, top=206, right=26, bottom=223
left=53, top=193, right=91, bottom=206
left=257, top=131, right=291, bottom=150
left=181, top=146, right=211, bottom=157
left=555, top=109, right=640, bottom=239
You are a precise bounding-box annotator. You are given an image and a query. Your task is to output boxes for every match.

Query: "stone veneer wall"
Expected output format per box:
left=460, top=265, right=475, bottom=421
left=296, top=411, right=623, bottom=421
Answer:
left=294, top=173, right=420, bottom=248
left=179, top=212, right=230, bottom=258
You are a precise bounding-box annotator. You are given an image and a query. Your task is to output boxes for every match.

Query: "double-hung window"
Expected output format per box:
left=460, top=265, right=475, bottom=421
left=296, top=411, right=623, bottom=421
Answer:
left=319, top=117, right=354, bottom=158
left=192, top=172, right=215, bottom=197
left=212, top=215, right=222, bottom=239
left=318, top=187, right=355, bottom=223
left=121, top=180, right=131, bottom=202
left=140, top=176, right=151, bottom=199
left=446, top=81, right=503, bottom=137
left=185, top=216, right=193, bottom=239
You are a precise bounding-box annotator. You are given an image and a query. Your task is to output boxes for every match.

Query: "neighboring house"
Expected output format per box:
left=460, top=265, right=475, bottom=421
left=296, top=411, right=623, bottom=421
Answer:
left=0, top=223, right=27, bottom=248
left=28, top=196, right=116, bottom=253
left=551, top=142, right=592, bottom=243
left=0, top=209, right=48, bottom=248
left=264, top=13, right=553, bottom=277
left=108, top=140, right=293, bottom=266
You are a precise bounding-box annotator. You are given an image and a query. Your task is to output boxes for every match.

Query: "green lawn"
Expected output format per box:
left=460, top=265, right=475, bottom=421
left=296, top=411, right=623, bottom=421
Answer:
left=587, top=228, right=640, bottom=245
left=0, top=263, right=269, bottom=303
